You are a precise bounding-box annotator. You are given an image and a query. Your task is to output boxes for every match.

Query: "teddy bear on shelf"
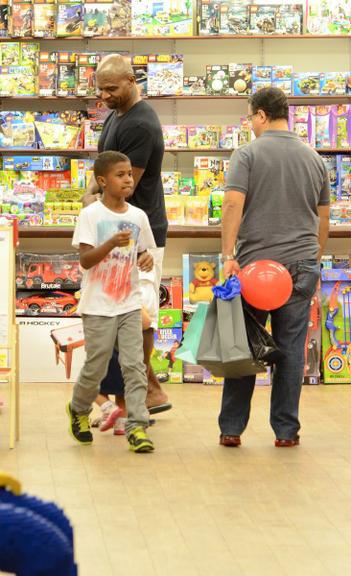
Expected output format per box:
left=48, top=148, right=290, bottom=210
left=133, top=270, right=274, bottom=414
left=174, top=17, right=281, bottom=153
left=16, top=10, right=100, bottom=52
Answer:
left=189, top=261, right=219, bottom=304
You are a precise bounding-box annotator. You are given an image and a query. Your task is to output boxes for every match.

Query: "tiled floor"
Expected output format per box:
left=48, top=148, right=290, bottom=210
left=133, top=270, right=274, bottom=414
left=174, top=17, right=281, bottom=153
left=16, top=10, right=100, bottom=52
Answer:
left=1, top=382, right=351, bottom=575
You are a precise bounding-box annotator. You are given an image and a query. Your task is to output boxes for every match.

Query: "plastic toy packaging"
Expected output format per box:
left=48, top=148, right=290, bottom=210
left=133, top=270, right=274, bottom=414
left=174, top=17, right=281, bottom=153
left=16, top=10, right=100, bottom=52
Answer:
left=335, top=105, right=351, bottom=149
left=16, top=289, right=79, bottom=317
left=320, top=154, right=338, bottom=204
left=161, top=171, right=181, bottom=195
left=164, top=195, right=184, bottom=225
left=208, top=190, right=224, bottom=225
left=288, top=106, right=315, bottom=147
left=182, top=252, right=223, bottom=313
left=337, top=155, right=351, bottom=201
left=304, top=287, right=322, bottom=384
left=184, top=196, right=208, bottom=226
left=16, top=252, right=82, bottom=290
left=179, top=177, right=195, bottom=196
left=313, top=106, right=336, bottom=149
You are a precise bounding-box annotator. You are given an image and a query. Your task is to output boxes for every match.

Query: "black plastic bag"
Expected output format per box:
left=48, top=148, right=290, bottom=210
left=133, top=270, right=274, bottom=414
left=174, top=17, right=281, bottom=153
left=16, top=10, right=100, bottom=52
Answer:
left=243, top=305, right=284, bottom=365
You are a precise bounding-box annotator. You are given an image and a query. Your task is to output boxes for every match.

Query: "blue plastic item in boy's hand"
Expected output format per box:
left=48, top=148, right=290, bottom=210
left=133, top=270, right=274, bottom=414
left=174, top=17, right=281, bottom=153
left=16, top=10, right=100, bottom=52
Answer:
left=212, top=275, right=241, bottom=300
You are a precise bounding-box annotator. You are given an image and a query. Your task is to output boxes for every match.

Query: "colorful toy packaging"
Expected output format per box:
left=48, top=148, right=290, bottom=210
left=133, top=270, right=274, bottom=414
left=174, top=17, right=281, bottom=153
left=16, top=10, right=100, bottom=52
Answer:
left=130, top=54, right=148, bottom=95
left=293, top=72, right=320, bottom=96
left=288, top=106, right=315, bottom=146
left=182, top=252, right=223, bottom=313
left=197, top=0, right=221, bottom=35
left=179, top=177, right=195, bottom=196
left=38, top=51, right=57, bottom=96
left=147, top=54, right=183, bottom=96
left=321, top=268, right=351, bottom=384
left=219, top=1, right=249, bottom=35
left=193, top=156, right=227, bottom=196
left=206, top=64, right=229, bottom=95
left=162, top=125, right=188, bottom=148
left=164, top=195, right=184, bottom=225
left=272, top=65, right=293, bottom=94
left=337, top=155, right=351, bottom=201
left=313, top=105, right=336, bottom=149
left=10, top=2, right=33, bottom=37
left=183, top=75, right=206, bottom=95
left=306, top=0, right=351, bottom=35
left=76, top=52, right=99, bottom=96
left=33, top=0, right=56, bottom=37
left=208, top=190, right=224, bottom=225
left=304, top=288, right=322, bottom=384
left=219, top=125, right=239, bottom=149
left=159, top=276, right=183, bottom=309
left=131, top=0, right=193, bottom=37
left=184, top=196, right=209, bottom=225
left=320, top=72, right=348, bottom=96
left=56, top=1, right=83, bottom=37
left=83, top=0, right=131, bottom=36
left=249, top=4, right=276, bottom=34
left=151, top=328, right=183, bottom=384
left=161, top=171, right=181, bottom=195
left=158, top=309, right=182, bottom=329
left=320, top=154, right=338, bottom=204
left=275, top=3, right=302, bottom=34
left=228, top=63, right=252, bottom=95
left=187, top=125, right=221, bottom=149
left=16, top=290, right=79, bottom=317
left=16, top=252, right=82, bottom=290
left=56, top=51, right=76, bottom=96
left=335, top=105, right=351, bottom=149
left=70, top=158, right=94, bottom=188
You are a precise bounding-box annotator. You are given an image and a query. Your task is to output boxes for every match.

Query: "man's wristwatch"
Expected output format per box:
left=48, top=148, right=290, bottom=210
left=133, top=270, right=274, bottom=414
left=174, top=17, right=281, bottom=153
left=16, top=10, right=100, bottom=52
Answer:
left=221, top=255, right=235, bottom=263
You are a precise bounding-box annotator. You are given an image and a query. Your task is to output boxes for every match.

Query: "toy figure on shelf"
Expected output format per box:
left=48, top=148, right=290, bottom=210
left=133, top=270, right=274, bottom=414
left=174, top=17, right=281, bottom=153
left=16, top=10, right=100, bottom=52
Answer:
left=189, top=260, right=219, bottom=304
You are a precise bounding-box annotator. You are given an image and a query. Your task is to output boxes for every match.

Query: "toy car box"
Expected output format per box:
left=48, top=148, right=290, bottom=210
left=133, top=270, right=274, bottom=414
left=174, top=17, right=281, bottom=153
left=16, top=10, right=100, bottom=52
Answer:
left=16, top=290, right=79, bottom=317
left=16, top=252, right=82, bottom=290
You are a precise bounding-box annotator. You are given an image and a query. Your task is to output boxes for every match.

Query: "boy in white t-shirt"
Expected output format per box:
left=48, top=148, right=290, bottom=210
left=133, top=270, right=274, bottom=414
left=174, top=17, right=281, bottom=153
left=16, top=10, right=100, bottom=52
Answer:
left=67, top=150, right=156, bottom=453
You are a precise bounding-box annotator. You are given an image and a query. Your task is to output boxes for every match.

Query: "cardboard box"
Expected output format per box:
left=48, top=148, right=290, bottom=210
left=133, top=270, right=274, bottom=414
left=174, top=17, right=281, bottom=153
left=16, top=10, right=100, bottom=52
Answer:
left=150, top=328, right=183, bottom=384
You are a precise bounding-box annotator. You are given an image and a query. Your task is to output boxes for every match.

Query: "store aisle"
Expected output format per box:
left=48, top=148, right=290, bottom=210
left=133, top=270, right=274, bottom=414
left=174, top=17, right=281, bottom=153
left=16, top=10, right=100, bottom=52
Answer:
left=1, top=383, right=351, bottom=576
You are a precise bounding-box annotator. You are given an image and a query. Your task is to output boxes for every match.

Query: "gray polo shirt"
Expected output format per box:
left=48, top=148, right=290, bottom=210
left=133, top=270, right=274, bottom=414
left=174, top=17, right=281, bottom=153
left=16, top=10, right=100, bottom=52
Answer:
left=225, top=130, right=330, bottom=267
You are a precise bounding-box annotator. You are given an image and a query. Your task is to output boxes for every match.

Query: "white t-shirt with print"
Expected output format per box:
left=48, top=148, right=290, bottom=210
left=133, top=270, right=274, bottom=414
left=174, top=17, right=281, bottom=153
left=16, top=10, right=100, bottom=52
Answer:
left=72, top=201, right=156, bottom=317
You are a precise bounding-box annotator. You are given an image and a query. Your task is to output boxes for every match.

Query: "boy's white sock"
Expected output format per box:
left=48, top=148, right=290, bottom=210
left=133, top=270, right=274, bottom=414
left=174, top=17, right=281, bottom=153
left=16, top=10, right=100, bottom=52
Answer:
left=100, top=400, right=115, bottom=413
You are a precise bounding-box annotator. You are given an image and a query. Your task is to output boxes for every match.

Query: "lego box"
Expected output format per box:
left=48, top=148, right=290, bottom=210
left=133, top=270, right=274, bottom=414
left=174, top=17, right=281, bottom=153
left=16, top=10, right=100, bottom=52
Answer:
left=151, top=328, right=183, bottom=384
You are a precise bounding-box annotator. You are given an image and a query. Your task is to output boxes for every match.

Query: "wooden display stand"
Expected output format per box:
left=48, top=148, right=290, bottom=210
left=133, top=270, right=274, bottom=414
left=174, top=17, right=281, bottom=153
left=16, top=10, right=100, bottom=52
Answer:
left=0, top=220, right=19, bottom=449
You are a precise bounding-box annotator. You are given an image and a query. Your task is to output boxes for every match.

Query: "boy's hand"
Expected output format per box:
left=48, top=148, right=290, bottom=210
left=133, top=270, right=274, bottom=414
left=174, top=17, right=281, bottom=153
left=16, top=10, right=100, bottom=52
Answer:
left=137, top=251, right=153, bottom=272
left=109, top=230, right=131, bottom=248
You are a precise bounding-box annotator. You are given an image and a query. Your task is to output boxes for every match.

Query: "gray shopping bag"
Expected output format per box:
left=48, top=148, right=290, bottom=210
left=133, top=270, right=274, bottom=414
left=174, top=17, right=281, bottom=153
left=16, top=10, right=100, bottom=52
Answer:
left=197, top=296, right=266, bottom=378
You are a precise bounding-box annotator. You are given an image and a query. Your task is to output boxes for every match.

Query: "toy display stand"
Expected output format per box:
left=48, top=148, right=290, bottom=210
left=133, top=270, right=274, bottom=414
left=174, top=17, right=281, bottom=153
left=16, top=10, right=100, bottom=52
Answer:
left=0, top=219, right=19, bottom=449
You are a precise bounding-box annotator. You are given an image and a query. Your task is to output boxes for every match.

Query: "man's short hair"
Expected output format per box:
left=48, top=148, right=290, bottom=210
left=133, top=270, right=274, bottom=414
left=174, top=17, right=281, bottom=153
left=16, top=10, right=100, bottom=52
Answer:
left=248, top=87, right=289, bottom=121
left=94, top=151, right=130, bottom=179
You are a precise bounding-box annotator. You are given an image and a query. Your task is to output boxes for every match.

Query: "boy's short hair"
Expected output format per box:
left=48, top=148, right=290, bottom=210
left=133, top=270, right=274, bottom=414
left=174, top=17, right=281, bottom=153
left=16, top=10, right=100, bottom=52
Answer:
left=94, top=151, right=130, bottom=179
left=248, top=87, right=289, bottom=121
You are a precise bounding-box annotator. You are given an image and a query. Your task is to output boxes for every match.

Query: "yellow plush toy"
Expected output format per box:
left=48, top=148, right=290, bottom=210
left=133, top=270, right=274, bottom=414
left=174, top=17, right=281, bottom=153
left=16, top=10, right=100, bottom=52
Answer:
left=189, top=261, right=219, bottom=304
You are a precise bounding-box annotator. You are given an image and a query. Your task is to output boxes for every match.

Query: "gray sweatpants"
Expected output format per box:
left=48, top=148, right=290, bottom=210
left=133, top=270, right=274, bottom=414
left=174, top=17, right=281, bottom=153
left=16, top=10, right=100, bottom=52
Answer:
left=71, top=310, right=149, bottom=435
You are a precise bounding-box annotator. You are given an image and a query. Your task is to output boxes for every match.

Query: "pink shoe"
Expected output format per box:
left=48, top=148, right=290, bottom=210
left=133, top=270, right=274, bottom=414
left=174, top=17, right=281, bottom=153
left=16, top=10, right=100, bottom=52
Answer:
left=113, top=417, right=126, bottom=436
left=99, top=406, right=123, bottom=432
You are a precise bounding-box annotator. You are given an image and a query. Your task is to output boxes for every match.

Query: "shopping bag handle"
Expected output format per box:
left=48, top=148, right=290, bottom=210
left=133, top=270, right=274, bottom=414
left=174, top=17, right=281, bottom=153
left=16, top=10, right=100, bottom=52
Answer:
left=212, top=275, right=241, bottom=301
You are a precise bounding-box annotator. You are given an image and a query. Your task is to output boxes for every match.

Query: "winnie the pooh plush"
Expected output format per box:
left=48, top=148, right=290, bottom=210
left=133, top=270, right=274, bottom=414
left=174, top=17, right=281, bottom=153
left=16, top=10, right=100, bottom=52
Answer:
left=189, top=261, right=219, bottom=304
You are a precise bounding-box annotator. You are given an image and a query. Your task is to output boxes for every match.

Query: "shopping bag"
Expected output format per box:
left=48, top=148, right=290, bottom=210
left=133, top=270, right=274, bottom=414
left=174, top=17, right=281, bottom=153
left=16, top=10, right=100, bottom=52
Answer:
left=197, top=295, right=266, bottom=378
left=175, top=302, right=209, bottom=364
left=243, top=305, right=284, bottom=365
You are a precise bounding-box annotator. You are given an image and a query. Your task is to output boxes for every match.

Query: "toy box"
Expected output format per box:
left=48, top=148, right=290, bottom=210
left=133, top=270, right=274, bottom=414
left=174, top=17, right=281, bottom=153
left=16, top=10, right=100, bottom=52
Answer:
left=313, top=105, right=336, bottom=149
left=164, top=195, right=184, bottom=225
left=208, top=190, right=224, bottom=225
left=0, top=0, right=8, bottom=38
left=35, top=120, right=81, bottom=150
left=304, top=289, right=322, bottom=384
left=0, top=42, right=20, bottom=66
left=320, top=154, right=338, bottom=204
left=16, top=252, right=82, bottom=290
left=219, top=1, right=249, bottom=35
left=37, top=170, right=72, bottom=190
left=147, top=54, right=183, bottom=96
left=131, top=0, right=193, bottom=37
left=56, top=1, right=82, bottom=37
left=320, top=72, right=347, bottom=96
left=338, top=155, right=351, bottom=201
left=187, top=125, right=221, bottom=149
left=162, top=125, right=187, bottom=148
left=183, top=75, right=206, bottom=96
left=38, top=51, right=57, bottom=97
left=306, top=0, right=351, bottom=35
left=83, top=120, right=103, bottom=150
left=249, top=4, right=276, bottom=35
left=228, top=63, right=252, bottom=96
left=193, top=156, right=227, bottom=196
left=335, top=105, right=351, bottom=149
left=206, top=64, right=229, bottom=95
left=33, top=0, right=56, bottom=37
left=158, top=309, right=182, bottom=329
left=275, top=3, right=302, bottom=34
left=16, top=317, right=86, bottom=382
left=76, top=52, right=99, bottom=96
left=11, top=3, right=33, bottom=37
left=288, top=106, right=315, bottom=147
left=183, top=252, right=223, bottom=313
left=56, top=51, right=76, bottom=97
left=151, top=328, right=183, bottom=384
left=252, top=65, right=272, bottom=84
left=293, top=73, right=320, bottom=96
left=159, top=276, right=183, bottom=309
left=219, top=125, right=239, bottom=149
left=71, top=158, right=95, bottom=188
left=130, top=54, right=148, bottom=95
left=161, top=171, right=181, bottom=195
left=3, top=156, right=70, bottom=171
left=179, top=177, right=195, bottom=196
left=16, top=290, right=79, bottom=317
left=321, top=268, right=351, bottom=384
left=83, top=0, right=131, bottom=37
left=184, top=195, right=208, bottom=225
left=272, top=65, right=292, bottom=94
left=197, top=0, right=221, bottom=35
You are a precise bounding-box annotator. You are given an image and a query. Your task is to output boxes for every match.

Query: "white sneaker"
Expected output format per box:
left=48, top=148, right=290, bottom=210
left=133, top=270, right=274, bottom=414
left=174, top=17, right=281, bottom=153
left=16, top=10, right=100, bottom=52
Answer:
left=113, top=417, right=127, bottom=436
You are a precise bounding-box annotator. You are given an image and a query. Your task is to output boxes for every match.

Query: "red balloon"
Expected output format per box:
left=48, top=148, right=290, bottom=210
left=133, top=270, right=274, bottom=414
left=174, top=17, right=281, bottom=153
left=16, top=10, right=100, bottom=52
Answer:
left=238, top=260, right=293, bottom=311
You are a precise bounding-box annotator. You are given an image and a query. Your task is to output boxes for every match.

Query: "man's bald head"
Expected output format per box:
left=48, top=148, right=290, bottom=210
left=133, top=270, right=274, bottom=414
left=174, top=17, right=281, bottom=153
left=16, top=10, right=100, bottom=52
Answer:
left=97, top=54, right=134, bottom=82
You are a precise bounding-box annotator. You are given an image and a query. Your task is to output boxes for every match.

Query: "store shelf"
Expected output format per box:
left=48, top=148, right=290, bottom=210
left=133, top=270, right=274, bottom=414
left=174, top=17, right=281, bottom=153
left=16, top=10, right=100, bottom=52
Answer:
left=0, top=35, right=350, bottom=41
left=1, top=95, right=350, bottom=103
left=0, top=149, right=97, bottom=154
left=165, top=148, right=350, bottom=154
left=1, top=147, right=349, bottom=155
left=18, top=225, right=351, bottom=239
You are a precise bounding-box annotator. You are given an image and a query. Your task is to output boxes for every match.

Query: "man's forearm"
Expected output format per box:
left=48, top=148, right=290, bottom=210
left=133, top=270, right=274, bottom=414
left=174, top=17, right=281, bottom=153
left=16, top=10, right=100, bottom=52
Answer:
left=221, top=193, right=244, bottom=256
left=317, top=205, right=330, bottom=260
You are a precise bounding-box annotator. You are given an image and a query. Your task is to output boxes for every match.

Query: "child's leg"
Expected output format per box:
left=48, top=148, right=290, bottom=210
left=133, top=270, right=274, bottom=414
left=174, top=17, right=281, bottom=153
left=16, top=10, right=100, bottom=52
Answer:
left=116, top=310, right=149, bottom=435
left=71, top=315, right=119, bottom=415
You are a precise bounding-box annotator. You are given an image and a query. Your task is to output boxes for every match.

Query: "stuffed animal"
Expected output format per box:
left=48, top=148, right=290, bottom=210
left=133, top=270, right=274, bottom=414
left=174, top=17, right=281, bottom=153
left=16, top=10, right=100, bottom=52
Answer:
left=189, top=261, right=218, bottom=304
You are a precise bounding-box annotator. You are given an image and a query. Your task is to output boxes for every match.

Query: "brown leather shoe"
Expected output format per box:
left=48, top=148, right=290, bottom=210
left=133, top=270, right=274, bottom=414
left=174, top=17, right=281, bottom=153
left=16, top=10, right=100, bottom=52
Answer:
left=219, top=435, right=241, bottom=447
left=275, top=435, right=300, bottom=447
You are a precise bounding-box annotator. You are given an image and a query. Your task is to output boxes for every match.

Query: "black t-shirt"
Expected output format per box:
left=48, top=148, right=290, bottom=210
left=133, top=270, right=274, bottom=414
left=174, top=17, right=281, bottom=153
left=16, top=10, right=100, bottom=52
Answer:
left=98, top=100, right=168, bottom=247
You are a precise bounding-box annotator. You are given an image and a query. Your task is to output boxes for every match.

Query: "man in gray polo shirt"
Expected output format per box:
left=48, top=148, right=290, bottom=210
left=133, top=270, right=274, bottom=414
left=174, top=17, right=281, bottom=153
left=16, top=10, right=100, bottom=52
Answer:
left=220, top=87, right=330, bottom=448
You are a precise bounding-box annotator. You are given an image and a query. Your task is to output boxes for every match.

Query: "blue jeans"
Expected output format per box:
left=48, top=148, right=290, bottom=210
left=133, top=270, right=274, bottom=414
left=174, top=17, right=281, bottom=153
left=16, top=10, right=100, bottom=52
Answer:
left=218, top=259, right=320, bottom=440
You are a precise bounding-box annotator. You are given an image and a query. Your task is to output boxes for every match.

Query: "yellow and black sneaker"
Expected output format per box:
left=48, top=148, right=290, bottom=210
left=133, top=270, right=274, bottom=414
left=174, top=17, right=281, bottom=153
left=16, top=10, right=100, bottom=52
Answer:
left=127, top=427, right=154, bottom=453
left=66, top=402, right=93, bottom=445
